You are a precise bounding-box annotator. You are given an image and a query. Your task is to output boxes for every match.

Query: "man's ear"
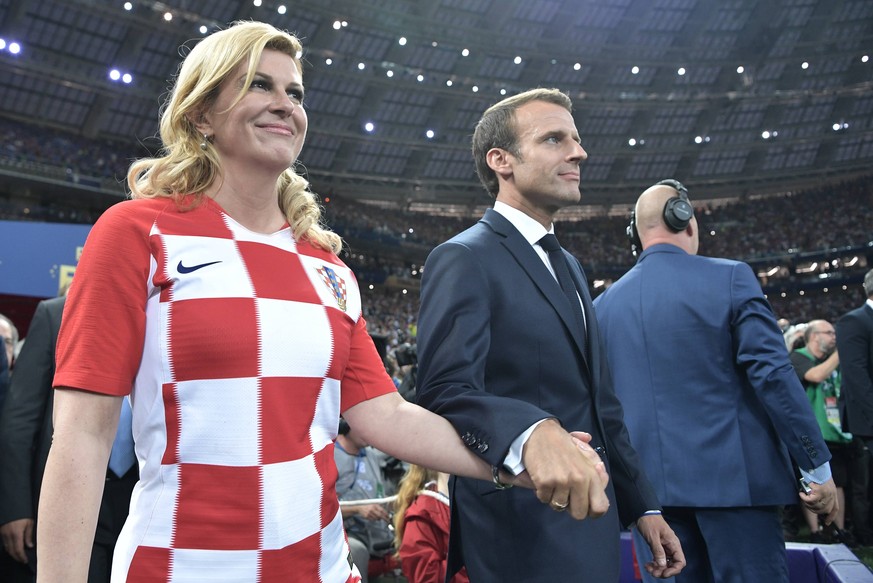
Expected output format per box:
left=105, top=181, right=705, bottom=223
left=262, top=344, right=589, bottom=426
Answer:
left=684, top=219, right=695, bottom=238
left=486, top=147, right=513, bottom=180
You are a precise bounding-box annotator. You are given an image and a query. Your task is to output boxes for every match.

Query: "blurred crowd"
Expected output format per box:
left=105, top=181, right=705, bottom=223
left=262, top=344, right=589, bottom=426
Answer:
left=0, top=117, right=134, bottom=182
left=1, top=118, right=871, bottom=355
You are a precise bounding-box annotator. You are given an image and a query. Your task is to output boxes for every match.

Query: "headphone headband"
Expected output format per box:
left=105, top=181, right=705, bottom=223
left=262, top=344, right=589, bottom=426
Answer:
left=655, top=179, right=689, bottom=201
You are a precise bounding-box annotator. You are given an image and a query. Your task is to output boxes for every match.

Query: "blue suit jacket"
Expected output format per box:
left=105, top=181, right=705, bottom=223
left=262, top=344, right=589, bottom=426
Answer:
left=593, top=244, right=829, bottom=507
left=417, top=210, right=659, bottom=581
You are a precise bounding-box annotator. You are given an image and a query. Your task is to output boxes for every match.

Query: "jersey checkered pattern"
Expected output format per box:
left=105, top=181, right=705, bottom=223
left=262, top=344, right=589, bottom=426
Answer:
left=55, top=197, right=396, bottom=582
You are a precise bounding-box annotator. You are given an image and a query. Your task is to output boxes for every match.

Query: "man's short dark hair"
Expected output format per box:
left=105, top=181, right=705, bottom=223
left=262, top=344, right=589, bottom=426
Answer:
left=471, top=88, right=573, bottom=198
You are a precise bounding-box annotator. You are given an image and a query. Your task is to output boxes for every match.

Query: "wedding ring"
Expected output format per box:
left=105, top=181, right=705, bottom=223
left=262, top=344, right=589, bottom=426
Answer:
left=550, top=500, right=569, bottom=511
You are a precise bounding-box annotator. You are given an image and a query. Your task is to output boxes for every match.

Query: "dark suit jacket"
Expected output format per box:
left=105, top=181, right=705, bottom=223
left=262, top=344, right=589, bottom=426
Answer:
left=836, top=302, right=873, bottom=438
left=417, top=209, right=659, bottom=582
left=593, top=244, right=830, bottom=508
left=0, top=340, right=9, bottom=419
left=0, top=296, right=65, bottom=528
left=0, top=296, right=135, bottom=580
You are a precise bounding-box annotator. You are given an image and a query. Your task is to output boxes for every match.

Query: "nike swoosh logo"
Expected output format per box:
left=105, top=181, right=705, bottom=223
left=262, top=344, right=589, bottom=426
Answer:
left=177, top=260, right=222, bottom=274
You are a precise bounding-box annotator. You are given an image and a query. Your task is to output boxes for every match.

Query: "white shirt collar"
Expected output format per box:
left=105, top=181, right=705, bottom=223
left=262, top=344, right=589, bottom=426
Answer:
left=493, top=201, right=553, bottom=245
left=866, top=298, right=873, bottom=310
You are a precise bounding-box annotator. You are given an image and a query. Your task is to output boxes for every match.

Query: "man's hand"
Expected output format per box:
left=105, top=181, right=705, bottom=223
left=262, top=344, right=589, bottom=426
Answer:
left=355, top=504, right=390, bottom=522
left=800, top=478, right=839, bottom=525
left=0, top=518, right=34, bottom=564
left=568, top=430, right=610, bottom=482
left=506, top=431, right=607, bottom=491
left=521, top=419, right=610, bottom=520
left=636, top=514, right=685, bottom=578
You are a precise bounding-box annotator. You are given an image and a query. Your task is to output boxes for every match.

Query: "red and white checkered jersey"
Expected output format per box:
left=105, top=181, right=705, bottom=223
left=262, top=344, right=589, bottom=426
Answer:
left=54, top=196, right=396, bottom=582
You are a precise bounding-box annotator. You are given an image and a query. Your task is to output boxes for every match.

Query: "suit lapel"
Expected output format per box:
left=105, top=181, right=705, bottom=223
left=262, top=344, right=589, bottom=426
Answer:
left=481, top=210, right=590, bottom=371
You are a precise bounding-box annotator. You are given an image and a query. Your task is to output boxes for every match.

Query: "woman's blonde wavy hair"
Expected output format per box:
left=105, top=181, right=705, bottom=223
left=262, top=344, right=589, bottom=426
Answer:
left=128, top=20, right=341, bottom=253
left=392, top=464, right=440, bottom=554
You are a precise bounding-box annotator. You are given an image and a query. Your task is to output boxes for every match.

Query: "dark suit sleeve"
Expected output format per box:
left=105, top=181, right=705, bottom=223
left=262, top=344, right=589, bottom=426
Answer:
left=0, top=301, right=56, bottom=525
left=0, top=343, right=8, bottom=417
left=416, top=241, right=555, bottom=467
left=836, top=309, right=873, bottom=432
left=730, top=263, right=830, bottom=470
left=594, top=356, right=662, bottom=524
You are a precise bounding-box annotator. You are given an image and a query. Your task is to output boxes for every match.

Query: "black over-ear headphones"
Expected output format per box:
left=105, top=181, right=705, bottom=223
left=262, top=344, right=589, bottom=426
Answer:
left=626, top=178, right=694, bottom=256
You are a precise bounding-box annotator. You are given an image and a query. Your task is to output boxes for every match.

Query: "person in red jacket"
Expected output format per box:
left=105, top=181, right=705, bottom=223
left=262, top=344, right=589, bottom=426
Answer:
left=393, top=465, right=468, bottom=583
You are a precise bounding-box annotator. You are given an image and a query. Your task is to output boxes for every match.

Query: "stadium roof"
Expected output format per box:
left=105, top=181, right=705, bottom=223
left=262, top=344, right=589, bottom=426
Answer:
left=0, top=0, right=871, bottom=208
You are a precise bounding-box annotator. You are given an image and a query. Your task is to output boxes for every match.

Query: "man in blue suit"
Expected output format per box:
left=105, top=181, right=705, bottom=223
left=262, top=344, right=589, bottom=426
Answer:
left=417, top=88, right=684, bottom=582
left=593, top=180, right=838, bottom=582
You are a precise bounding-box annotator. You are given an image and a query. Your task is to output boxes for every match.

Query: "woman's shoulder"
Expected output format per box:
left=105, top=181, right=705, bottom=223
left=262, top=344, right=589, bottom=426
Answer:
left=406, top=490, right=450, bottom=519
left=97, top=197, right=177, bottom=225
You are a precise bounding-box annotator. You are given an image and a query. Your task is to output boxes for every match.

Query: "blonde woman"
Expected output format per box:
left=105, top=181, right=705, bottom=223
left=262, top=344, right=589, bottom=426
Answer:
left=393, top=465, right=468, bottom=583
left=36, top=21, right=529, bottom=583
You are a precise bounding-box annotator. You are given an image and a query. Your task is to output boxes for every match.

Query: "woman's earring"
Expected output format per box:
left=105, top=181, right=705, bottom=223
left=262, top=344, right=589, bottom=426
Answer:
left=200, top=133, right=210, bottom=151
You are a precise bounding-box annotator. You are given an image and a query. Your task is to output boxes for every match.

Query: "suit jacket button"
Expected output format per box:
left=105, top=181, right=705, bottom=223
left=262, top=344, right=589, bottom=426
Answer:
left=478, top=443, right=489, bottom=453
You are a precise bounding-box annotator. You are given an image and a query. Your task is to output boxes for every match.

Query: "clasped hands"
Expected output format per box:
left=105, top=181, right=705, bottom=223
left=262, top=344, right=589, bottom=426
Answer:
left=519, top=419, right=610, bottom=520
left=516, top=420, right=685, bottom=577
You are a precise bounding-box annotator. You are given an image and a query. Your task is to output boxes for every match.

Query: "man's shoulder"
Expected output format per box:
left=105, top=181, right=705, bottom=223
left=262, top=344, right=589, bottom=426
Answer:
left=697, top=254, right=741, bottom=267
left=846, top=303, right=873, bottom=318
left=594, top=263, right=639, bottom=306
left=430, top=220, right=495, bottom=258
left=660, top=250, right=743, bottom=272
left=838, top=304, right=873, bottom=327
left=599, top=252, right=749, bottom=306
left=38, top=295, right=66, bottom=313
left=444, top=218, right=491, bottom=244
left=668, top=252, right=755, bottom=283
left=615, top=248, right=739, bottom=282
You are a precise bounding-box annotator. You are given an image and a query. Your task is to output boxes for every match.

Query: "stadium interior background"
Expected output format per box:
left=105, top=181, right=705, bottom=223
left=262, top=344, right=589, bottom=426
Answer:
left=0, top=0, right=871, bottom=355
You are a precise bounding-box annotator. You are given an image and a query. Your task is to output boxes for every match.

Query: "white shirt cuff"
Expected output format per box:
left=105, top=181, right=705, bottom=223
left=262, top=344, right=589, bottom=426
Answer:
left=800, top=462, right=832, bottom=485
left=503, top=419, right=550, bottom=475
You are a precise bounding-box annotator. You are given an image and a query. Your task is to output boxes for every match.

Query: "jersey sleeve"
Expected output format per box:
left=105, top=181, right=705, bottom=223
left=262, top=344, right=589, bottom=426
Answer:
left=54, top=200, right=158, bottom=396
left=339, top=315, right=397, bottom=412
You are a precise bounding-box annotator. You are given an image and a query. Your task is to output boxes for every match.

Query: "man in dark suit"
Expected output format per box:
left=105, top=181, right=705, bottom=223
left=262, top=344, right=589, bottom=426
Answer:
left=0, top=312, right=18, bottom=415
left=836, top=269, right=873, bottom=542
left=1, top=303, right=52, bottom=583
left=593, top=181, right=838, bottom=582
left=416, top=88, right=684, bottom=582
left=837, top=270, right=873, bottom=448
left=0, top=296, right=136, bottom=583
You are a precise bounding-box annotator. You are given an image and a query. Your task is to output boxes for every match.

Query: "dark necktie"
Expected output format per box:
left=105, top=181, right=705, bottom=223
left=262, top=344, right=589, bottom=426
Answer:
left=539, top=234, right=587, bottom=353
